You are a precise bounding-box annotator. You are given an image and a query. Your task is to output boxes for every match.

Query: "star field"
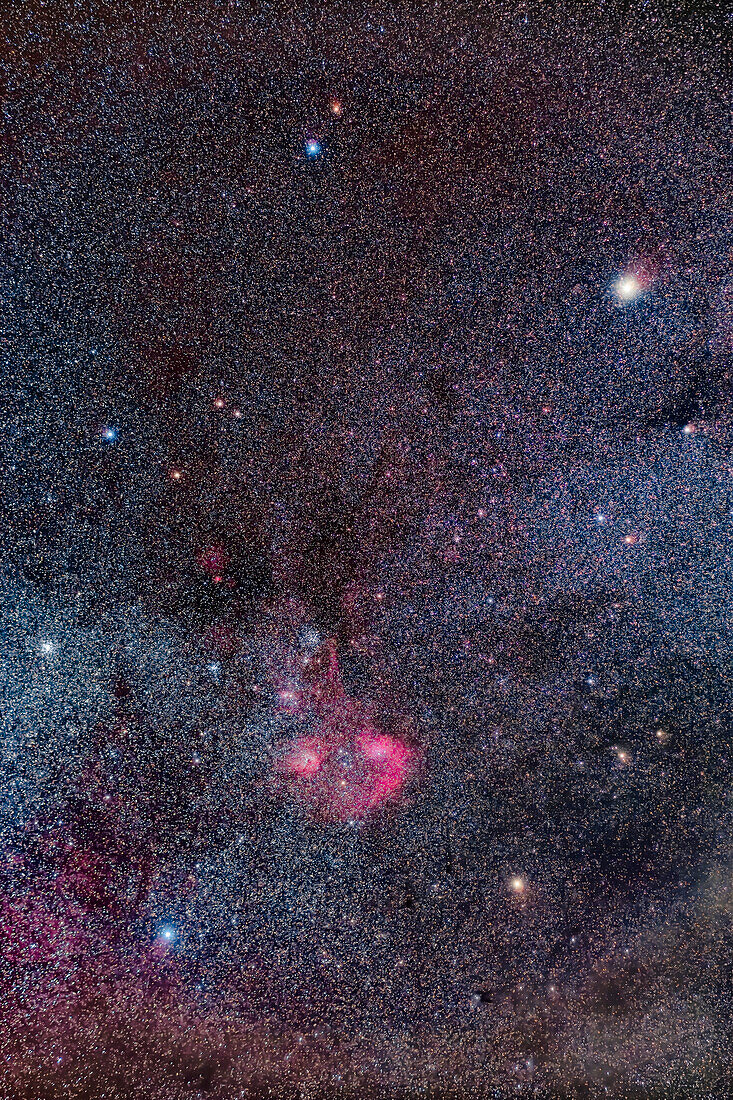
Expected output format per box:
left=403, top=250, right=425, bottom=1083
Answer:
left=1, top=2, right=732, bottom=1098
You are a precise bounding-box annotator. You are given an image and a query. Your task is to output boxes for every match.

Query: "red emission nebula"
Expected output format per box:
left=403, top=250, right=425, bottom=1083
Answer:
left=272, top=639, right=418, bottom=821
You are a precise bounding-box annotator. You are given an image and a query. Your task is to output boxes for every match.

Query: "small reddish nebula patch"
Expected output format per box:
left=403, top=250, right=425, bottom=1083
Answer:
left=196, top=545, right=229, bottom=577
left=283, top=738, right=324, bottom=777
left=358, top=732, right=412, bottom=802
left=278, top=721, right=417, bottom=821
left=358, top=732, right=400, bottom=763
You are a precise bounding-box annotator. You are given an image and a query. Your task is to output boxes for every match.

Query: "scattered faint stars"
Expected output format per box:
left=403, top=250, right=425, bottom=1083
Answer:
left=3, top=3, right=731, bottom=1099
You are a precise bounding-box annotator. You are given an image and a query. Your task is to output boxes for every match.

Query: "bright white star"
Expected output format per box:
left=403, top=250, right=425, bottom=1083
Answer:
left=614, top=274, right=643, bottom=303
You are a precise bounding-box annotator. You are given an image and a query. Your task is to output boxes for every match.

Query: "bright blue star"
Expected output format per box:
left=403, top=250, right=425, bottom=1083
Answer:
left=101, top=426, right=118, bottom=443
left=305, top=140, right=322, bottom=158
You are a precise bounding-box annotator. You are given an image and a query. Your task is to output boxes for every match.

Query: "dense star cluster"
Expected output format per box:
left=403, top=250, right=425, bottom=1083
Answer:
left=1, top=2, right=732, bottom=1097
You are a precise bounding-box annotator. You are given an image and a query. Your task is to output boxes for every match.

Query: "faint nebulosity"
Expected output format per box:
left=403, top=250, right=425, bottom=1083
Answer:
left=1, top=2, right=732, bottom=1097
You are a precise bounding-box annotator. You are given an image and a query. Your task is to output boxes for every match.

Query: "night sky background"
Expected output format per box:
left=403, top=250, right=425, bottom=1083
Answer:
left=1, top=2, right=732, bottom=1097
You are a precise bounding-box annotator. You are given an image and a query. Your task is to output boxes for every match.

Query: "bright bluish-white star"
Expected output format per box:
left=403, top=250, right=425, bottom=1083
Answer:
left=101, top=426, right=118, bottom=443
left=305, top=140, right=322, bottom=158
left=613, top=273, right=643, bottom=304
